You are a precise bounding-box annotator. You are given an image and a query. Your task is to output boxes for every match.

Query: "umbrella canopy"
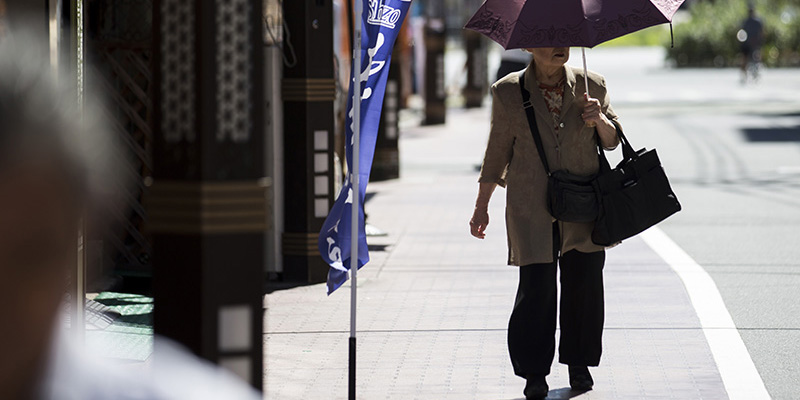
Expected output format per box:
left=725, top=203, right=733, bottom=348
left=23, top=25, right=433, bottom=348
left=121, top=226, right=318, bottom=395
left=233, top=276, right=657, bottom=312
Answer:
left=465, top=0, right=684, bottom=49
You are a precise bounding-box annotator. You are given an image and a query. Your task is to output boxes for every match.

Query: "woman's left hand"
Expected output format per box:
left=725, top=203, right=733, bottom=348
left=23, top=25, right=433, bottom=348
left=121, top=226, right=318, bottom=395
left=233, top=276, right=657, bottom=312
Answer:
left=581, top=93, right=606, bottom=125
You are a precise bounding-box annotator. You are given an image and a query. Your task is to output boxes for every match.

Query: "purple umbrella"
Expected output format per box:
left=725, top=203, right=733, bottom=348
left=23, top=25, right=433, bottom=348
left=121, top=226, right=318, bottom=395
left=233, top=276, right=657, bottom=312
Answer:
left=465, top=0, right=684, bottom=97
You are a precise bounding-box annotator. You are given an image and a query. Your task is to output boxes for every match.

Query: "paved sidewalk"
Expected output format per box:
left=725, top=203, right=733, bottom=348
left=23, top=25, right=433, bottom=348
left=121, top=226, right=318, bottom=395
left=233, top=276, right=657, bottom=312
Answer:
left=264, top=107, right=728, bottom=399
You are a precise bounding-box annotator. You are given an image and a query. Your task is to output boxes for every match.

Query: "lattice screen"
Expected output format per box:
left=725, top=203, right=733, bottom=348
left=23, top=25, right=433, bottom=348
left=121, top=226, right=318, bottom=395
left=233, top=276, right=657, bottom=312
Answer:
left=88, top=0, right=153, bottom=277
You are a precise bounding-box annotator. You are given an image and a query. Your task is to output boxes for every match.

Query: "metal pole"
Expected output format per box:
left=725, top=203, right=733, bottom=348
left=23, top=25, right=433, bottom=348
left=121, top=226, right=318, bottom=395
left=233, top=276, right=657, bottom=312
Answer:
left=71, top=0, right=86, bottom=345
left=581, top=47, right=595, bottom=128
left=581, top=47, right=589, bottom=97
left=349, top=0, right=362, bottom=398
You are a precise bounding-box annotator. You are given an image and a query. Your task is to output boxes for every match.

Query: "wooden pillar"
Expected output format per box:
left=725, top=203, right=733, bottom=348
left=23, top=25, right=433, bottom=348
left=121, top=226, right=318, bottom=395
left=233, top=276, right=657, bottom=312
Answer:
left=150, top=0, right=265, bottom=389
left=463, top=29, right=487, bottom=108
left=422, top=7, right=446, bottom=126
left=371, top=44, right=402, bottom=181
left=280, top=0, right=335, bottom=283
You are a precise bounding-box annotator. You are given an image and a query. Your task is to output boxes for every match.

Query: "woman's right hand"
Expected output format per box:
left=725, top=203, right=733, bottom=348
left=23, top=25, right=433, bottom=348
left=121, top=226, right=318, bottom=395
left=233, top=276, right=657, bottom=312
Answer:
left=470, top=207, right=490, bottom=239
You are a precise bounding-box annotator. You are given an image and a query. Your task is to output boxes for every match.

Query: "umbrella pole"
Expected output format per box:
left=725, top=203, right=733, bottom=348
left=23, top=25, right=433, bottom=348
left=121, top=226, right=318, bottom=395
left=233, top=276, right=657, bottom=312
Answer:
left=581, top=47, right=590, bottom=98
left=349, top=0, right=362, bottom=398
left=581, top=47, right=596, bottom=128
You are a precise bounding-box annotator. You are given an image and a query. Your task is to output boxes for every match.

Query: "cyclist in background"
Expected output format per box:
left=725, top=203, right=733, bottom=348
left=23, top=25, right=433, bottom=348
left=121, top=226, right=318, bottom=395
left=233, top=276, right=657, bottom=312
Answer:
left=738, top=5, right=764, bottom=84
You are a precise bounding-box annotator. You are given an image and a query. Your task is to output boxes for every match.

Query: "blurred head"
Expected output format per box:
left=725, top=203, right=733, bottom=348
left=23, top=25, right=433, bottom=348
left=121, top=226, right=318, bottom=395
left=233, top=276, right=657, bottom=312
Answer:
left=0, top=31, right=121, bottom=397
left=526, top=47, right=570, bottom=71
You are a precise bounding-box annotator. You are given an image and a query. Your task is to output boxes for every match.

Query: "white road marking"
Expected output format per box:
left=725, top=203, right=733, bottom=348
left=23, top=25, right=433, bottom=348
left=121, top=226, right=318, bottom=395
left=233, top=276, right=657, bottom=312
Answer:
left=640, top=226, right=771, bottom=400
left=777, top=166, right=800, bottom=175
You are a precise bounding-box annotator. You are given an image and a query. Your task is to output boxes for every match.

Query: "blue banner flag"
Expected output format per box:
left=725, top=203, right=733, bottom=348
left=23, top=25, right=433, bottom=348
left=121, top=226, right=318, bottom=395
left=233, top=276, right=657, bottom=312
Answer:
left=319, top=0, right=412, bottom=295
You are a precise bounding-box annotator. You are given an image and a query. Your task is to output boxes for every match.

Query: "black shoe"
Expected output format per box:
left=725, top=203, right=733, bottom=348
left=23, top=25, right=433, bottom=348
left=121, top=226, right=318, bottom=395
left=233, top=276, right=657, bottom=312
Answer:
left=568, top=366, right=594, bottom=391
left=524, top=374, right=549, bottom=399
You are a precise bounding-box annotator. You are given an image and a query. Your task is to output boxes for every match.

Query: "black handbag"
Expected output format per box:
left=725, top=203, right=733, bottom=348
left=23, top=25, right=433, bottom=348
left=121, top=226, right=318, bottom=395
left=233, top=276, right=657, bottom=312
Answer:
left=591, top=126, right=682, bottom=245
left=519, top=71, right=599, bottom=223
left=518, top=70, right=681, bottom=242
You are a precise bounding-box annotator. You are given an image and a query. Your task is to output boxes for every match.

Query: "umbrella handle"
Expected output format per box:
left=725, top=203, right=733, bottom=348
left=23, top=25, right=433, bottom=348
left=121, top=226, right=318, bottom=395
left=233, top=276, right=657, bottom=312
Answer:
left=582, top=47, right=596, bottom=128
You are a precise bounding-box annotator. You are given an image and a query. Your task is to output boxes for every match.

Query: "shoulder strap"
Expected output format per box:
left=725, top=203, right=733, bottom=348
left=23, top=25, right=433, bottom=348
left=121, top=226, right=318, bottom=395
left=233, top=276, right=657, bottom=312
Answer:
left=518, top=70, right=551, bottom=176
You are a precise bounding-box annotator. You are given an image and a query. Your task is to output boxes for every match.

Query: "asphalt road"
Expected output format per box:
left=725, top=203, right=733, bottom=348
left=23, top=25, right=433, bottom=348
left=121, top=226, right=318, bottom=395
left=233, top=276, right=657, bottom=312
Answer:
left=584, top=47, right=800, bottom=400
left=431, top=44, right=800, bottom=397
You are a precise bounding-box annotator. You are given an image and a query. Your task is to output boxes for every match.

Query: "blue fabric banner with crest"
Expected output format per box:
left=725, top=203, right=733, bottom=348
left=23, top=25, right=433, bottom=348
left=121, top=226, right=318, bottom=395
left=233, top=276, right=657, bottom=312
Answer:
left=319, top=0, right=412, bottom=295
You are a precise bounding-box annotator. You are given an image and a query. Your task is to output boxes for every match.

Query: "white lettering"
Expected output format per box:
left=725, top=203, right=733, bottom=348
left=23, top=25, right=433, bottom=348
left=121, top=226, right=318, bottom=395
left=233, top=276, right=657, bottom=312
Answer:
left=326, top=236, right=344, bottom=270
left=348, top=33, right=388, bottom=144
left=367, top=0, right=401, bottom=29
left=345, top=185, right=354, bottom=204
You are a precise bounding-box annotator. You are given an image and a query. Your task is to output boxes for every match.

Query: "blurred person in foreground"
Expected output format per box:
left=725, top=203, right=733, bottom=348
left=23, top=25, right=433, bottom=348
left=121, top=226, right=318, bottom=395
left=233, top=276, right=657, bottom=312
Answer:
left=0, top=33, right=261, bottom=400
left=470, top=47, right=620, bottom=399
left=738, top=4, right=763, bottom=84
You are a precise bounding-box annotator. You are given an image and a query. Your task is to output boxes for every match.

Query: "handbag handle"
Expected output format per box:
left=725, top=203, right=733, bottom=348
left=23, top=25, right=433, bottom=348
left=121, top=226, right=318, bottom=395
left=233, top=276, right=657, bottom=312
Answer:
left=612, top=121, right=637, bottom=160
left=597, top=121, right=638, bottom=173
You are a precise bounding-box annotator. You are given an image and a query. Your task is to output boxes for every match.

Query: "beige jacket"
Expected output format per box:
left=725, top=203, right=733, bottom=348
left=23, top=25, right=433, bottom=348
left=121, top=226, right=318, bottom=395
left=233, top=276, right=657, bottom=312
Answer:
left=479, top=63, right=621, bottom=266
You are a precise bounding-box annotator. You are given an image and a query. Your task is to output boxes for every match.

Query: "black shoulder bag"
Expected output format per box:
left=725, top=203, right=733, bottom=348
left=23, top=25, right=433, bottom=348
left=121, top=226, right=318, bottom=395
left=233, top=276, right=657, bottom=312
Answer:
left=519, top=71, right=600, bottom=223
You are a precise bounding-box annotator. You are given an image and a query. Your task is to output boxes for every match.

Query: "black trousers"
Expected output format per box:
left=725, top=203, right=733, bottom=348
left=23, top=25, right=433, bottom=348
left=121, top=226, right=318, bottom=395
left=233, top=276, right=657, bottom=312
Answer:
left=508, top=224, right=606, bottom=378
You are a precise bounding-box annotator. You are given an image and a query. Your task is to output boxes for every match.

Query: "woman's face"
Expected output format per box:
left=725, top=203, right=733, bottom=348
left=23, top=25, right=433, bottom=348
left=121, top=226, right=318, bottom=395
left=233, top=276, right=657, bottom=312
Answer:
left=527, top=47, right=570, bottom=69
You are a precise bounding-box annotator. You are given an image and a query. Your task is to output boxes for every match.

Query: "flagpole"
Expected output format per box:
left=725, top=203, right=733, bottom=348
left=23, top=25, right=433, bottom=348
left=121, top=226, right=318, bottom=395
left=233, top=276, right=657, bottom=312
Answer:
left=349, top=0, right=362, bottom=398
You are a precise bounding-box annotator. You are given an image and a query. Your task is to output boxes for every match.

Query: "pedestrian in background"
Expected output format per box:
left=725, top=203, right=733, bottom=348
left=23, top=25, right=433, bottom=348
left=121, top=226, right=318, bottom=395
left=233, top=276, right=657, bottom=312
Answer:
left=469, top=47, right=621, bottom=400
left=738, top=4, right=763, bottom=83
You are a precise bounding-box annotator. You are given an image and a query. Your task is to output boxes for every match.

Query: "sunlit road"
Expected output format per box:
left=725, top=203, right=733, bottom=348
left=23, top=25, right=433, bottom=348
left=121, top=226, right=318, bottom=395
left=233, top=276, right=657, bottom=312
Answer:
left=578, top=47, right=800, bottom=399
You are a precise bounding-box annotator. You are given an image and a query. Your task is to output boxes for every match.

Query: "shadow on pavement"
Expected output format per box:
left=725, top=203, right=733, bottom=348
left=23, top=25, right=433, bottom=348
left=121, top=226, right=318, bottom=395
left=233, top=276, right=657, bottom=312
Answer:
left=94, top=298, right=153, bottom=307
left=741, top=125, right=800, bottom=142
left=263, top=280, right=316, bottom=295
left=746, top=111, right=800, bottom=118
left=113, top=313, right=153, bottom=330
left=502, top=387, right=589, bottom=400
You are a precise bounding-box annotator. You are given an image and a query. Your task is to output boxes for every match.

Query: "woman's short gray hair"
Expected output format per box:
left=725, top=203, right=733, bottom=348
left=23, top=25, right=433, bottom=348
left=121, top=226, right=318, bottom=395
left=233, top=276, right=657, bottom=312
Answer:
left=0, top=31, right=125, bottom=206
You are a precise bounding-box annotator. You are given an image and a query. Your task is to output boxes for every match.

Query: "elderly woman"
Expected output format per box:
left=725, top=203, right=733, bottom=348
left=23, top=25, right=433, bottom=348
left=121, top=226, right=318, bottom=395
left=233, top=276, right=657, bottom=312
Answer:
left=469, top=47, right=620, bottom=399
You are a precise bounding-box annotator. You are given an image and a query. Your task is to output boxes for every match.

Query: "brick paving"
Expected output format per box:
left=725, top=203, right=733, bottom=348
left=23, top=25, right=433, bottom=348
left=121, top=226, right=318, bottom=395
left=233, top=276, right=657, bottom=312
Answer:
left=264, top=107, right=728, bottom=399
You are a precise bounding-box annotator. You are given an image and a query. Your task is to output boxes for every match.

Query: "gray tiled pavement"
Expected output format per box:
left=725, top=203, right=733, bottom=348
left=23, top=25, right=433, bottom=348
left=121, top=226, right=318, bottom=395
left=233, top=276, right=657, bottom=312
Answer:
left=264, top=107, right=729, bottom=399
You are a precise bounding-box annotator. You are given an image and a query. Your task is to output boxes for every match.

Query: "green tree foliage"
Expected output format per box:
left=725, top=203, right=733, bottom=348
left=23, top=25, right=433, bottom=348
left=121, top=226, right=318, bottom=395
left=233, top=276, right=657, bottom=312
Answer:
left=666, top=0, right=800, bottom=67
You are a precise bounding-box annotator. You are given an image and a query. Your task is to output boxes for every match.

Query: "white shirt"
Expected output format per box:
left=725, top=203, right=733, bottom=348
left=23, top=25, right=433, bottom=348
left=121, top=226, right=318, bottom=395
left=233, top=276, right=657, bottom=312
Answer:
left=39, top=334, right=262, bottom=400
